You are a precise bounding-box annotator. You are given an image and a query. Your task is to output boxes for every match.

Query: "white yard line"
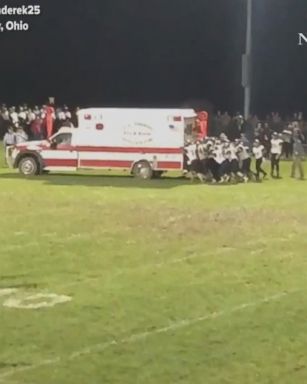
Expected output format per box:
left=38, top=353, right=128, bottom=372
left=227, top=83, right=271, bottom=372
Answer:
left=0, top=289, right=299, bottom=383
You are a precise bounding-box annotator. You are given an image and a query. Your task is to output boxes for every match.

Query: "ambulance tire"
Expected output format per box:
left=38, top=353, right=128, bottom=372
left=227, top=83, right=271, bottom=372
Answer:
left=133, top=161, right=153, bottom=180
left=18, top=156, right=39, bottom=176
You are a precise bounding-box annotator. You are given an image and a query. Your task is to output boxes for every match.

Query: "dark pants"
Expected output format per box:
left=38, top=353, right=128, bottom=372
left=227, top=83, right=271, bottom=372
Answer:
left=282, top=142, right=292, bottom=159
left=208, top=158, right=220, bottom=181
left=242, top=158, right=252, bottom=176
left=200, top=159, right=209, bottom=175
left=220, top=160, right=231, bottom=177
left=255, top=158, right=267, bottom=179
left=190, top=159, right=202, bottom=174
left=271, top=154, right=280, bottom=176
left=230, top=159, right=239, bottom=174
left=183, top=154, right=189, bottom=171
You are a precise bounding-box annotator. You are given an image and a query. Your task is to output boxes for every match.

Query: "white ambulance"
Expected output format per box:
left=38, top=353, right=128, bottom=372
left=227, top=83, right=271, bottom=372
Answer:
left=6, top=108, right=203, bottom=179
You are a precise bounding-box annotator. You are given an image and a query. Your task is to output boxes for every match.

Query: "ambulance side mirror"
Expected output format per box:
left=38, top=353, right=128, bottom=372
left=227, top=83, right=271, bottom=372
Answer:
left=50, top=139, right=57, bottom=149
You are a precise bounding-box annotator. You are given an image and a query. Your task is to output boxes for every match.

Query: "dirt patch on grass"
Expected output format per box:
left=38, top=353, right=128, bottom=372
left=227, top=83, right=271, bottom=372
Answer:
left=118, top=206, right=307, bottom=239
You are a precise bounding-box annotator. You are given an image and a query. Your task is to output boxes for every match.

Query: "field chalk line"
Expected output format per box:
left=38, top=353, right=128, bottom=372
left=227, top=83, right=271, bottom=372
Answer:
left=0, top=289, right=300, bottom=382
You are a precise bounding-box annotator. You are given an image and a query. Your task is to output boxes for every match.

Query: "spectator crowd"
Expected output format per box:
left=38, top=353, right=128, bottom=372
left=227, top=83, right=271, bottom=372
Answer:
left=211, top=111, right=307, bottom=158
left=0, top=103, right=79, bottom=145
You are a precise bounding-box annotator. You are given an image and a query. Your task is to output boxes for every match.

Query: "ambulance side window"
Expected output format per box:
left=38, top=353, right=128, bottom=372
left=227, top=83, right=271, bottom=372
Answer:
left=184, top=118, right=195, bottom=142
left=54, top=133, right=72, bottom=145
left=184, top=123, right=193, bottom=135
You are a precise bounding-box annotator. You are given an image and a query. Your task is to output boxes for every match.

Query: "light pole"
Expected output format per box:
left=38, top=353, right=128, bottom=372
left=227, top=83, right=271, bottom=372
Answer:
left=242, top=0, right=252, bottom=120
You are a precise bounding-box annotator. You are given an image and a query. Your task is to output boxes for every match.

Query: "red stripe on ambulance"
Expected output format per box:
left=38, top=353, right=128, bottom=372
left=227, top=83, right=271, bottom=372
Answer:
left=157, top=162, right=182, bottom=169
left=44, top=159, right=78, bottom=167
left=80, top=160, right=133, bottom=168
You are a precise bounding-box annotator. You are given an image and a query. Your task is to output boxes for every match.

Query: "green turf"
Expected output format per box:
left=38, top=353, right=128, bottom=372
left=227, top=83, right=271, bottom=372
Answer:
left=0, top=144, right=307, bottom=384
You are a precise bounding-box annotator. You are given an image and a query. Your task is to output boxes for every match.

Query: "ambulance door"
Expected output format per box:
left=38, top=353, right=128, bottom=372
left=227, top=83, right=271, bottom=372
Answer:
left=43, top=132, right=78, bottom=171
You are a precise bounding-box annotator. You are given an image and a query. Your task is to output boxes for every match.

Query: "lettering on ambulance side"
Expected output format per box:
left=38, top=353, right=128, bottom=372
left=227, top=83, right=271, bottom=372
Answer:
left=123, top=123, right=153, bottom=145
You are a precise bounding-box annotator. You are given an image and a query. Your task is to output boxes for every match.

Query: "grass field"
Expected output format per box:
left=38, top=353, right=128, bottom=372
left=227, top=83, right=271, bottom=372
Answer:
left=0, top=148, right=307, bottom=384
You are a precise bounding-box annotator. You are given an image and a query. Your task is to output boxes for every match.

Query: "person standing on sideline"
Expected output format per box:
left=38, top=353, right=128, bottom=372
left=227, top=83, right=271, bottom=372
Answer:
left=3, top=127, right=15, bottom=147
left=3, top=127, right=16, bottom=166
left=282, top=125, right=293, bottom=159
left=45, top=103, right=55, bottom=138
left=291, top=128, right=305, bottom=180
left=270, top=132, right=283, bottom=178
left=253, top=139, right=267, bottom=181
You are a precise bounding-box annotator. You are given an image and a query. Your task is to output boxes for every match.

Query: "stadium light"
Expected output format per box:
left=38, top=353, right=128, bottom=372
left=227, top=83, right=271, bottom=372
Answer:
left=242, top=0, right=252, bottom=120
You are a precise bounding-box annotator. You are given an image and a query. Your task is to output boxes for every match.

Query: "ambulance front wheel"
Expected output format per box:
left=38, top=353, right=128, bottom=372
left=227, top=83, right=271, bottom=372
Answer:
left=133, top=161, right=153, bottom=180
left=18, top=157, right=39, bottom=176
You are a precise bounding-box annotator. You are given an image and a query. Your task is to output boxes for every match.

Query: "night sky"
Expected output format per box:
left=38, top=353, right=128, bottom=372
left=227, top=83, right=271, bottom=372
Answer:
left=1, top=0, right=307, bottom=116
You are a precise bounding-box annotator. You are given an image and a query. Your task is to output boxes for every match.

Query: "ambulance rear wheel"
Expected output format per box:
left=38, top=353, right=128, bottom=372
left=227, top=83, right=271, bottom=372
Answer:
left=18, top=157, right=39, bottom=176
left=133, top=161, right=153, bottom=180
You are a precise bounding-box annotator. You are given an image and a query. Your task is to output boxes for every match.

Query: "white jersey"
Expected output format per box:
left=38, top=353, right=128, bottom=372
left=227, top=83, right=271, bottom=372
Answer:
left=19, top=111, right=27, bottom=121
left=224, top=147, right=232, bottom=161
left=237, top=145, right=250, bottom=161
left=196, top=144, right=206, bottom=160
left=228, top=144, right=238, bottom=161
left=57, top=111, right=66, bottom=120
left=214, top=145, right=225, bottom=164
left=10, top=112, right=19, bottom=124
left=27, top=112, right=36, bottom=122
left=253, top=145, right=264, bottom=159
left=186, top=144, right=197, bottom=164
left=271, top=138, right=283, bottom=155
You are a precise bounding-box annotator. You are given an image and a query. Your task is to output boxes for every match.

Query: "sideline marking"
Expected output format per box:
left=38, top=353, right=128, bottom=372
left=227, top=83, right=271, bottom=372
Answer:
left=0, top=288, right=18, bottom=297
left=3, top=293, right=72, bottom=309
left=0, top=289, right=299, bottom=382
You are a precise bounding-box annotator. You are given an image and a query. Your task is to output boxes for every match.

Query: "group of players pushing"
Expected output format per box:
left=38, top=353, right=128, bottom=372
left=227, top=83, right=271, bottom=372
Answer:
left=183, top=133, right=283, bottom=183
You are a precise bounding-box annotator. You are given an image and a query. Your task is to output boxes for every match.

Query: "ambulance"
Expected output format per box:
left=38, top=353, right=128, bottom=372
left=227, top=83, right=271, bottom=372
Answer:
left=6, top=108, right=207, bottom=179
